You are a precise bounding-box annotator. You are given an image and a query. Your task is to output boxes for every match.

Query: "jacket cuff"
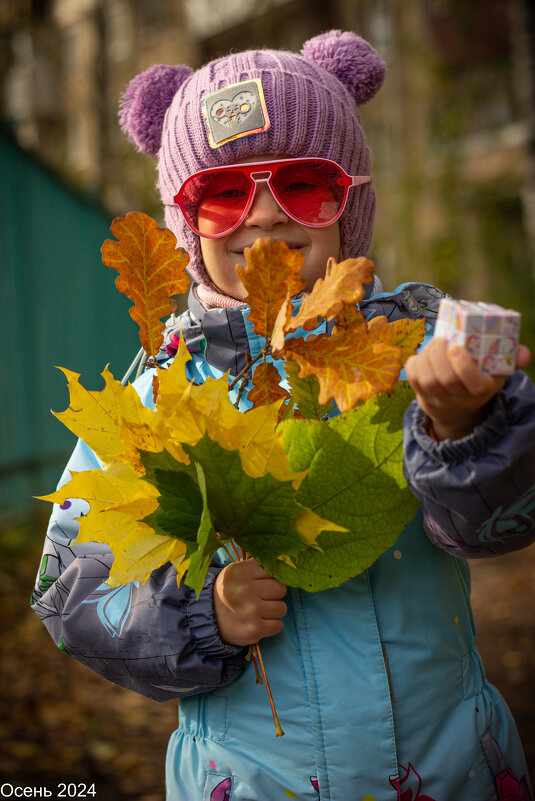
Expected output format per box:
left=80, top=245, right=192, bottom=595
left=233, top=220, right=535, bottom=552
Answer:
left=408, top=388, right=508, bottom=464
left=186, top=569, right=244, bottom=658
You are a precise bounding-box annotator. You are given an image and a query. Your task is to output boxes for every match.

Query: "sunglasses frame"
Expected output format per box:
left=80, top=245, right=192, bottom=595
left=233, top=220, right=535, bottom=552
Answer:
left=169, top=157, right=371, bottom=239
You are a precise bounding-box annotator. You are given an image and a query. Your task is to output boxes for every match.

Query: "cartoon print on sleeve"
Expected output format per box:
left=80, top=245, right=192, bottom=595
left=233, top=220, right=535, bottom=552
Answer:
left=82, top=582, right=139, bottom=638
left=422, top=509, right=476, bottom=555
left=477, top=484, right=535, bottom=546
left=389, top=763, right=437, bottom=801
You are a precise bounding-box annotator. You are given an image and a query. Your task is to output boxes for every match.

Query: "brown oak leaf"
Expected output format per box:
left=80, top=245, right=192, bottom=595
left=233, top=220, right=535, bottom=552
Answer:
left=248, top=360, right=291, bottom=408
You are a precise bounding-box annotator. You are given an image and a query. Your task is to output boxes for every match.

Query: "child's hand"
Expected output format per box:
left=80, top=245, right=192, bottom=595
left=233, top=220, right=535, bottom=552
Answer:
left=213, top=558, right=288, bottom=646
left=405, top=338, right=531, bottom=441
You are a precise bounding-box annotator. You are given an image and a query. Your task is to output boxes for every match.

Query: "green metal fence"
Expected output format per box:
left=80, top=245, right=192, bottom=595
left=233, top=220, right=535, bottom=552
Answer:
left=1, top=131, right=138, bottom=524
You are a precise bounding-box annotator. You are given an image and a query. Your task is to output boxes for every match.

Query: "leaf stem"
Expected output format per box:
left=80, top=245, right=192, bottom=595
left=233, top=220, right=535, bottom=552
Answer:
left=252, top=643, right=285, bottom=736
left=229, top=541, right=242, bottom=562
left=228, top=347, right=269, bottom=391
left=221, top=543, right=235, bottom=563
left=216, top=542, right=282, bottom=734
left=251, top=651, right=263, bottom=684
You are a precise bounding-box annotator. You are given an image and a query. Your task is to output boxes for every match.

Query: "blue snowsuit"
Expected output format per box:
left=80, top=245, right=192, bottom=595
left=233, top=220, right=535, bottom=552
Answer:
left=31, top=281, right=535, bottom=801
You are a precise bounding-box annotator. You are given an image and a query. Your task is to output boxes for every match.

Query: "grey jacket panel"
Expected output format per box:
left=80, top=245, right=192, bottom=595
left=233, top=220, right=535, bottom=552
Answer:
left=403, top=369, right=535, bottom=557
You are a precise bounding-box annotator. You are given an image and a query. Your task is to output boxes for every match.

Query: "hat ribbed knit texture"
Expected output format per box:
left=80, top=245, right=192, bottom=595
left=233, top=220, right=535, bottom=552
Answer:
left=157, top=48, right=376, bottom=287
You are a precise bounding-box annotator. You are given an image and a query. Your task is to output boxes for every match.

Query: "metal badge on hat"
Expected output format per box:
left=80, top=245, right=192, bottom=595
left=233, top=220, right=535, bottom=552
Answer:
left=201, top=78, right=271, bottom=148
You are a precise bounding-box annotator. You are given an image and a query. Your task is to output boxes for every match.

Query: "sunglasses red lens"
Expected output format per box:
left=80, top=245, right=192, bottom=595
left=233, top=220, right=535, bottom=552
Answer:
left=177, top=159, right=351, bottom=237
left=180, top=169, right=253, bottom=237
left=270, top=162, right=345, bottom=225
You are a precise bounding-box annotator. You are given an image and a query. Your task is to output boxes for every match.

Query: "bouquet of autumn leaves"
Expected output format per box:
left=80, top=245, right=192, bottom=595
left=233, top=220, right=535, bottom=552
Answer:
left=40, top=212, right=425, bottom=733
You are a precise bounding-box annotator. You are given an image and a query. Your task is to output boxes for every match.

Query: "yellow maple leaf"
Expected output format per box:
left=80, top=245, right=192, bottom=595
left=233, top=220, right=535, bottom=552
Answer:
left=236, top=238, right=306, bottom=338
left=284, top=256, right=375, bottom=334
left=53, top=365, right=162, bottom=471
left=38, top=462, right=187, bottom=587
left=153, top=340, right=299, bottom=484
left=106, top=533, right=188, bottom=588
left=101, top=212, right=190, bottom=358
left=36, top=465, right=151, bottom=513
left=45, top=341, right=304, bottom=589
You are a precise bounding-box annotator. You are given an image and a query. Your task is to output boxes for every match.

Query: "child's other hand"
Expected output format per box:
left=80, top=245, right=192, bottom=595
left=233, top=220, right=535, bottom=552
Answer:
left=405, top=338, right=531, bottom=441
left=213, top=558, right=287, bottom=646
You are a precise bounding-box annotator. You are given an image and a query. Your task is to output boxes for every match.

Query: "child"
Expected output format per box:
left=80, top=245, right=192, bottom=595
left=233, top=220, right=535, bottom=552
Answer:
left=31, top=30, right=535, bottom=801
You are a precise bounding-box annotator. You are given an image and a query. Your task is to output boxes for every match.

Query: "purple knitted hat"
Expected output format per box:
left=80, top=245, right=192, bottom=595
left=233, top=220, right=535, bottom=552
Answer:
left=119, top=30, right=386, bottom=288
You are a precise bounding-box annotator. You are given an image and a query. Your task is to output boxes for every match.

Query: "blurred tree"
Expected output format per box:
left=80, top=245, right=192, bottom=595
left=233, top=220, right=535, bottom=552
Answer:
left=509, top=0, right=535, bottom=281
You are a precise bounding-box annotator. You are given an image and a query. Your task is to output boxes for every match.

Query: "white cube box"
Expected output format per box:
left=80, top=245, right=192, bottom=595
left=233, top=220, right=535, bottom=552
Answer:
left=434, top=298, right=521, bottom=375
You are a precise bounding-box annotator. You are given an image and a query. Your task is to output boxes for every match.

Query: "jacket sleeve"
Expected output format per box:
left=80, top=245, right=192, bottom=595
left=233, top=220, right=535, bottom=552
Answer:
left=403, top=369, right=535, bottom=558
left=31, top=437, right=248, bottom=702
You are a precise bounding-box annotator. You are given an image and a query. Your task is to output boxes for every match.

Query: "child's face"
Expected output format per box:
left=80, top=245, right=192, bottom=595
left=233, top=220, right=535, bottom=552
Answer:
left=199, top=156, right=341, bottom=301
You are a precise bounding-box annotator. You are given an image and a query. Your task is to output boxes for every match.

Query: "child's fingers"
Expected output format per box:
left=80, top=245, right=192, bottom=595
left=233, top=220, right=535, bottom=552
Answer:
left=446, top=345, right=500, bottom=396
left=255, top=618, right=284, bottom=639
left=240, top=557, right=271, bottom=579
left=411, top=339, right=465, bottom=397
left=257, top=577, right=287, bottom=600
left=407, top=339, right=466, bottom=400
left=516, top=345, right=531, bottom=369
left=259, top=599, right=288, bottom=621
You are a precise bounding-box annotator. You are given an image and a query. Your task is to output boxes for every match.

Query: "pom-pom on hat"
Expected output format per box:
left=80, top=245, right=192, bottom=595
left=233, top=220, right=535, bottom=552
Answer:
left=119, top=31, right=386, bottom=289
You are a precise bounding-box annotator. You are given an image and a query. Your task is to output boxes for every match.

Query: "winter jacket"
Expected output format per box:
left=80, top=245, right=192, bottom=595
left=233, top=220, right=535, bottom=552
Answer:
left=31, top=281, right=535, bottom=801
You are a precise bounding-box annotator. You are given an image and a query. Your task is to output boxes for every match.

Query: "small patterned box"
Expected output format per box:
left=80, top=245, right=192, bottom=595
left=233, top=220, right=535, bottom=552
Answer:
left=434, top=298, right=521, bottom=375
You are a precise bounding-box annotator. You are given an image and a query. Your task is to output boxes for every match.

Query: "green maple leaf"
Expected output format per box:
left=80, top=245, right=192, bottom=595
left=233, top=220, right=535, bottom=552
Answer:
left=141, top=450, right=202, bottom=546
left=266, top=529, right=397, bottom=591
left=182, top=434, right=307, bottom=566
left=277, top=382, right=419, bottom=588
left=186, top=463, right=222, bottom=597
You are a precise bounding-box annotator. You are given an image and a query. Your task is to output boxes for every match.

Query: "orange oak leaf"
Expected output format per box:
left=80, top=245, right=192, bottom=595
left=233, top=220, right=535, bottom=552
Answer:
left=366, top=314, right=389, bottom=331
left=101, top=212, right=190, bottom=358
left=284, top=256, right=375, bottom=334
left=248, top=360, right=291, bottom=408
left=271, top=293, right=293, bottom=354
left=236, top=238, right=306, bottom=338
left=282, top=322, right=402, bottom=412
left=331, top=304, right=368, bottom=340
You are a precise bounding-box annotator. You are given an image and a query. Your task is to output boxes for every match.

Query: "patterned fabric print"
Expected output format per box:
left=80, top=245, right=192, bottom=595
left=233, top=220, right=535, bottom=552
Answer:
left=421, top=509, right=477, bottom=555
left=389, top=763, right=437, bottom=801
left=210, top=777, right=232, bottom=800
left=481, top=733, right=533, bottom=801
left=82, top=582, right=139, bottom=638
left=31, top=497, right=92, bottom=604
left=495, top=769, right=533, bottom=801
left=209, top=773, right=319, bottom=798
left=477, top=484, right=535, bottom=546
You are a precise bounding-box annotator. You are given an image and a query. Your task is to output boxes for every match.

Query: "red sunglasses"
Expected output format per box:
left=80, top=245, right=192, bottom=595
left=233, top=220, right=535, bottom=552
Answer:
left=166, top=158, right=371, bottom=239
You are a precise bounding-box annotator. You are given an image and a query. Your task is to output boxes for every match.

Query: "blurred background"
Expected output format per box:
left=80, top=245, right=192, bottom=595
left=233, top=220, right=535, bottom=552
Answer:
left=1, top=0, right=534, bottom=798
